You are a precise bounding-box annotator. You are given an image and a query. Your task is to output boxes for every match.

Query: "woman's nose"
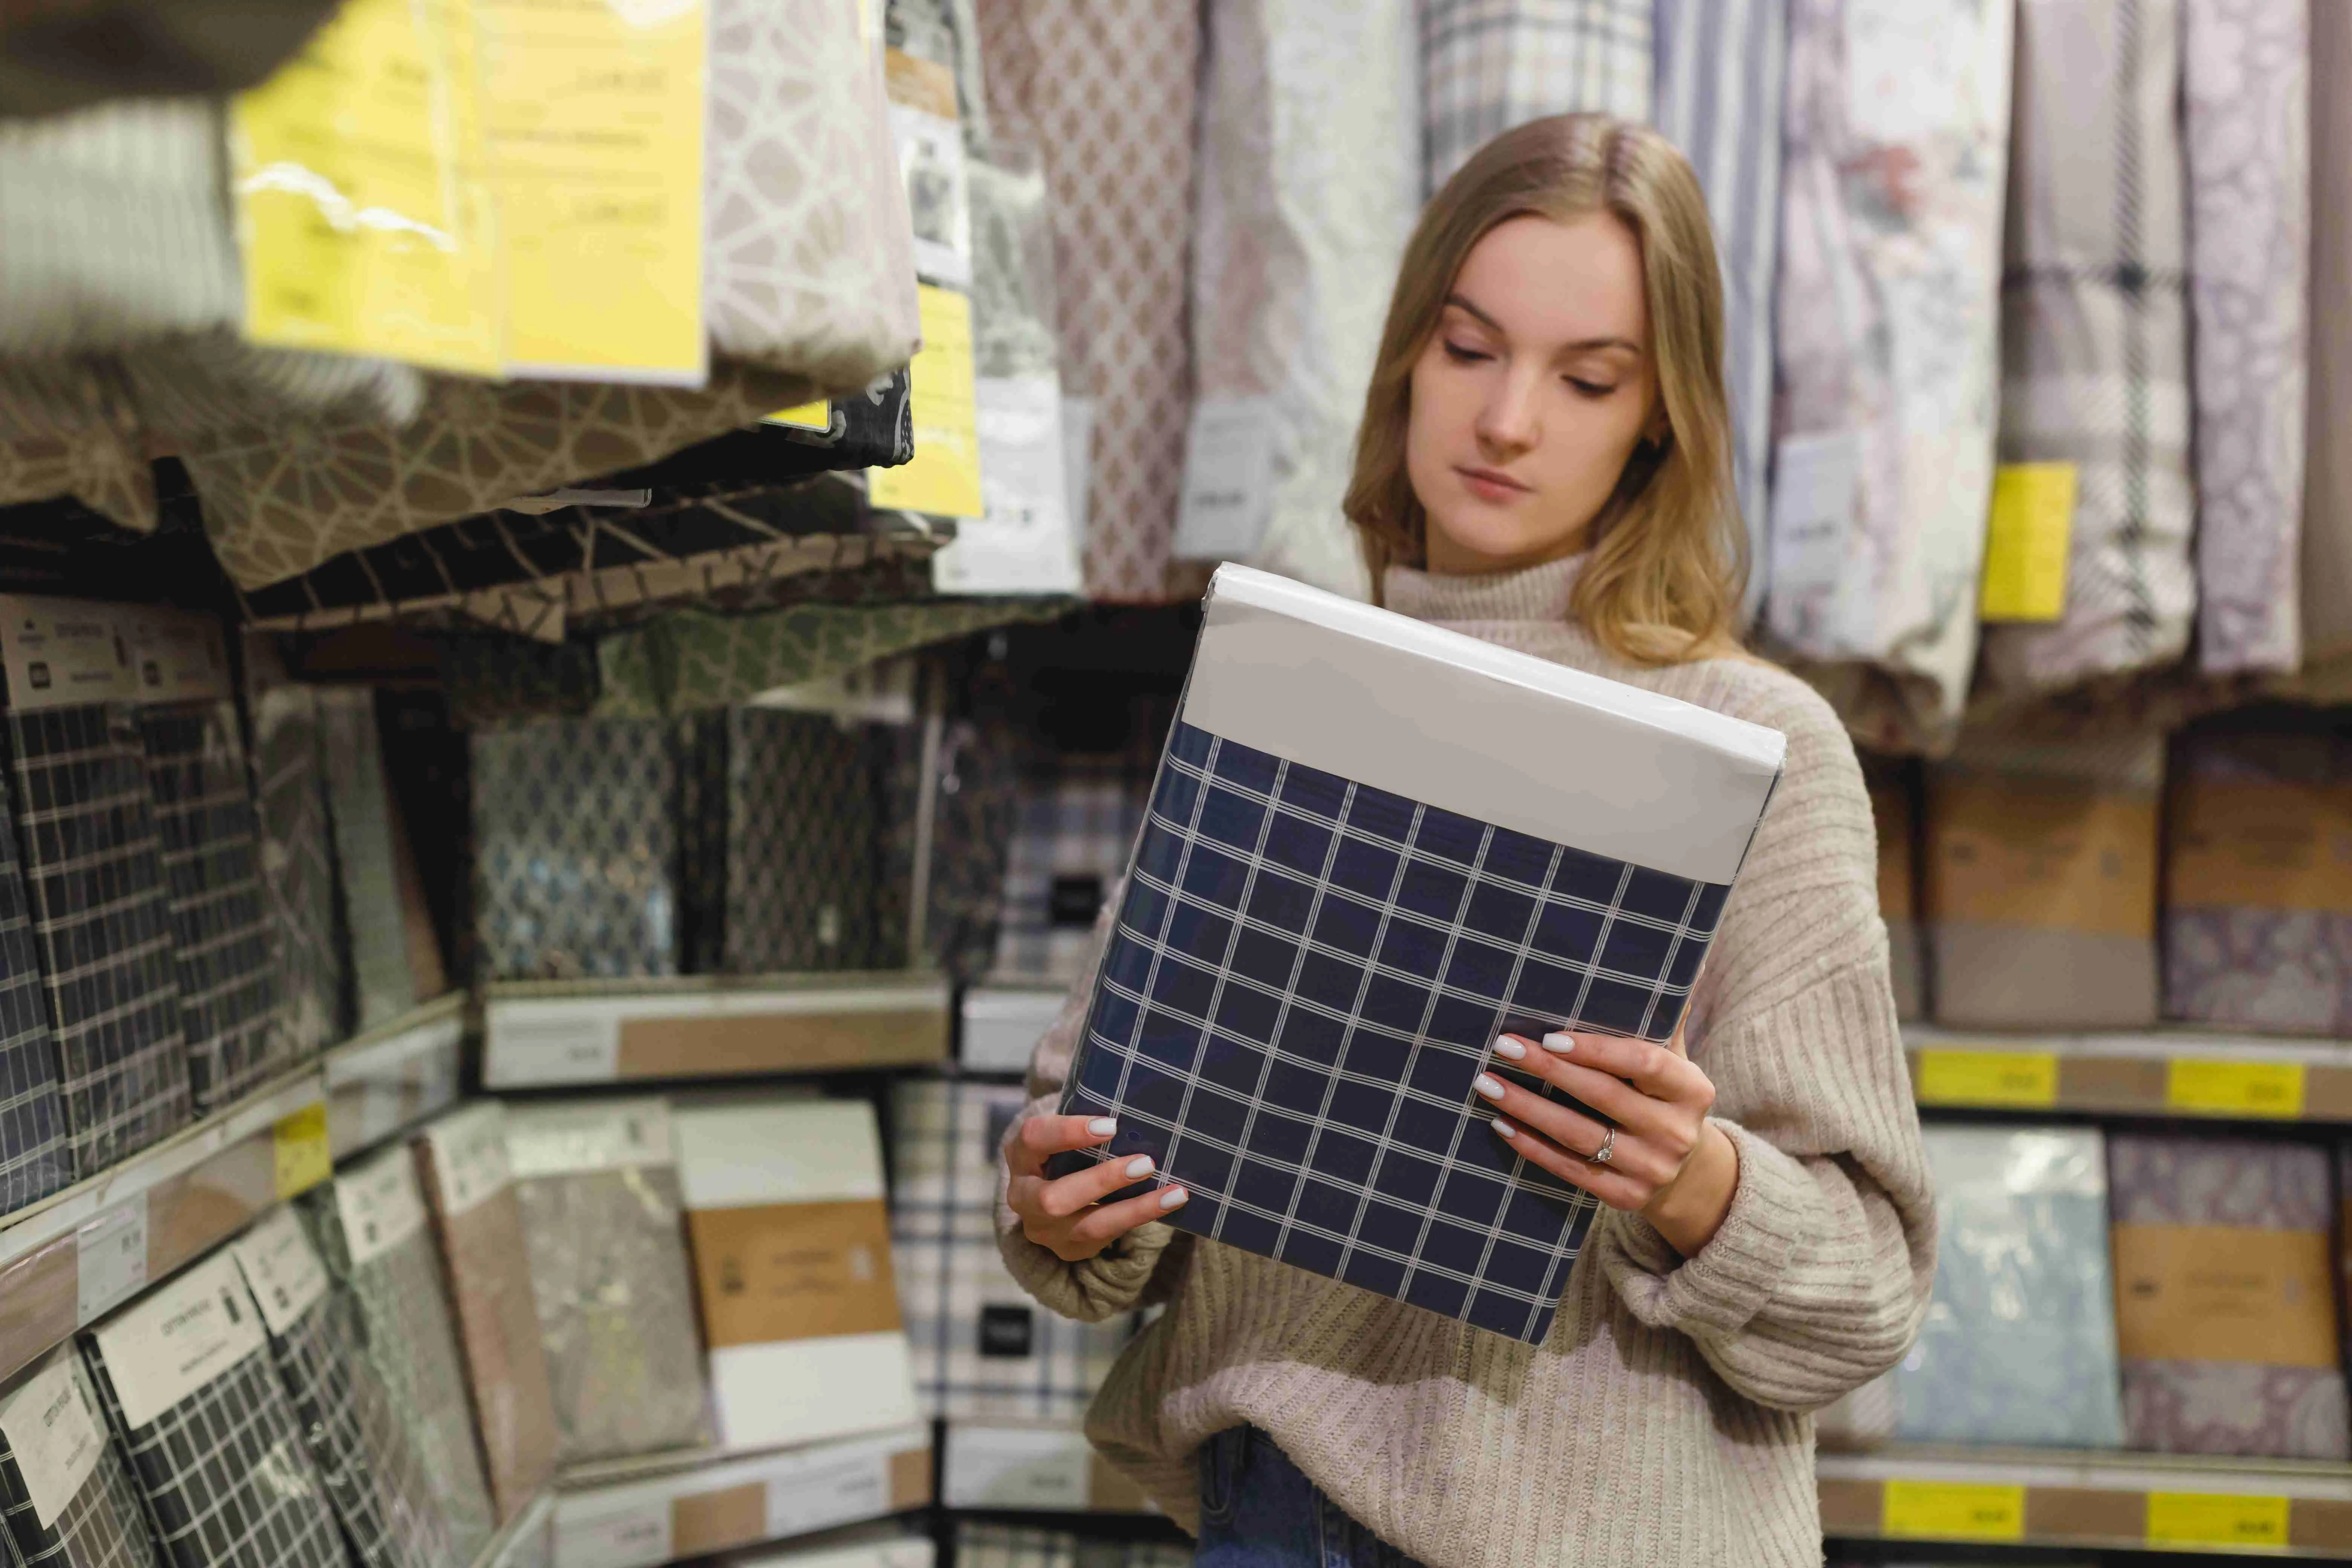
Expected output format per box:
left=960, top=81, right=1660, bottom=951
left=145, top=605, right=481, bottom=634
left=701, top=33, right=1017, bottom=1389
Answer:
left=1475, top=371, right=1541, bottom=456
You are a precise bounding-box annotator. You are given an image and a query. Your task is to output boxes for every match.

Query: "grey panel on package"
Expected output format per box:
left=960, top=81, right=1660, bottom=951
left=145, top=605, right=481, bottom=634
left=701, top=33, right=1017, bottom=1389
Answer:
left=317, top=689, right=419, bottom=1029
left=251, top=684, right=348, bottom=1058
left=5, top=703, right=190, bottom=1173
left=0, top=1349, right=151, bottom=1568
left=303, top=1187, right=498, bottom=1563
left=513, top=1164, right=710, bottom=1463
left=0, top=767, right=69, bottom=1215
left=1894, top=1125, right=2124, bottom=1447
left=82, top=1333, right=343, bottom=1568
left=265, top=1286, right=462, bottom=1568
left=723, top=708, right=885, bottom=973
left=136, top=701, right=287, bottom=1112
left=470, top=718, right=680, bottom=981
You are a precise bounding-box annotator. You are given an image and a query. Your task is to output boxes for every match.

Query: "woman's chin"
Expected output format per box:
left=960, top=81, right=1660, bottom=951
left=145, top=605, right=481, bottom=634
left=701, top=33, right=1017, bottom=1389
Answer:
left=1428, top=513, right=1581, bottom=573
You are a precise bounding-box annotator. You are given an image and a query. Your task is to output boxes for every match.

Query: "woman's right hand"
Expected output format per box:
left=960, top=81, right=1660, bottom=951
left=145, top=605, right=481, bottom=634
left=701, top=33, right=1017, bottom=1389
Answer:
left=1005, top=1115, right=1190, bottom=1262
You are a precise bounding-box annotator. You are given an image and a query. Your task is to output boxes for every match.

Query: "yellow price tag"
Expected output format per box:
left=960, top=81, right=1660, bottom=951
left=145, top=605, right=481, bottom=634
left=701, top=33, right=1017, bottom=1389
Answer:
left=869, top=285, right=986, bottom=519
left=1915, top=1049, right=2060, bottom=1109
left=1979, top=463, right=2077, bottom=622
left=1882, top=1480, right=2026, bottom=1542
left=2165, top=1058, right=2306, bottom=1119
left=231, top=0, right=501, bottom=374
left=765, top=401, right=832, bottom=432
left=273, top=1104, right=334, bottom=1199
left=2145, top=1492, right=2290, bottom=1548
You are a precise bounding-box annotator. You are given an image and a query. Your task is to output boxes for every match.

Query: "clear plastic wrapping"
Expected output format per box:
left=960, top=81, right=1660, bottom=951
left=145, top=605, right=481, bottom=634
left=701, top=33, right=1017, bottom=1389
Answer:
left=1894, top=1125, right=2124, bottom=1446
left=247, top=674, right=349, bottom=1057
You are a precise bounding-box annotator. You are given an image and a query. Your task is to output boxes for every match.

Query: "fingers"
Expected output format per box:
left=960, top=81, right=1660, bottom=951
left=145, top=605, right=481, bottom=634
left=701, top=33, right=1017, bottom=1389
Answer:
left=1539, top=1030, right=1704, bottom=1100
left=1470, top=1072, right=1676, bottom=1187
left=1066, top=1184, right=1189, bottom=1250
left=1007, top=1112, right=1122, bottom=1176
left=1026, top=1151, right=1164, bottom=1220
left=1490, top=1115, right=1650, bottom=1210
left=1501, top=1031, right=1715, bottom=1124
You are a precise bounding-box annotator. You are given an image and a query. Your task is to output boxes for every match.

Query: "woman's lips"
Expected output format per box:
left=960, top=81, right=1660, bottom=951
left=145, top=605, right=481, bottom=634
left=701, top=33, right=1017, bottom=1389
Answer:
left=1456, top=465, right=1531, bottom=503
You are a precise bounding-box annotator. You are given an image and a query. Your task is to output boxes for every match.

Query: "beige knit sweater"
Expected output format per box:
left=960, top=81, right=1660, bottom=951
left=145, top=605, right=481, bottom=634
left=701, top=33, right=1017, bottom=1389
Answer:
left=997, top=555, right=1936, bottom=1567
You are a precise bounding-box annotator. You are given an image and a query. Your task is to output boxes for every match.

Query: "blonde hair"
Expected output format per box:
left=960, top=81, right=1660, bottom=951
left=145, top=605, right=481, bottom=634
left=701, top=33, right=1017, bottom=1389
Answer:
left=1343, top=114, right=1745, bottom=665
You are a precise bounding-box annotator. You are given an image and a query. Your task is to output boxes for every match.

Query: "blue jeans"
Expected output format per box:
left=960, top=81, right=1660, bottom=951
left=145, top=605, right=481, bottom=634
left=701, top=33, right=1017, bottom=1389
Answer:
left=1194, top=1426, right=1429, bottom=1567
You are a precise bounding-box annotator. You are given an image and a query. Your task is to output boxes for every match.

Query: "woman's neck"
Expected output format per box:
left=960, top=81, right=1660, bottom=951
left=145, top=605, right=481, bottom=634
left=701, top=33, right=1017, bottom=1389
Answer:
left=1423, top=525, right=1592, bottom=578
left=1383, top=551, right=1588, bottom=624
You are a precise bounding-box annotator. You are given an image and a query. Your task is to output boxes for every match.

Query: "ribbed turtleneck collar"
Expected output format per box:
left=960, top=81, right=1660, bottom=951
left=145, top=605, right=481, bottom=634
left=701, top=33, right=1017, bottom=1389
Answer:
left=1381, top=551, right=1587, bottom=624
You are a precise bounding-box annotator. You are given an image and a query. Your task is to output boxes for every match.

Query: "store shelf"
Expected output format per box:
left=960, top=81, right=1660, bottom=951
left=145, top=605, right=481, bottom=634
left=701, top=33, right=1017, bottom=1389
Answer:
left=1905, top=1025, right=2352, bottom=1123
left=1820, top=1445, right=2352, bottom=1556
left=483, top=974, right=952, bottom=1089
left=959, top=986, right=1066, bottom=1073
left=324, top=994, right=468, bottom=1159
left=0, top=1066, right=329, bottom=1384
left=477, top=1491, right=557, bottom=1568
left=549, top=1423, right=932, bottom=1568
left=941, top=1421, right=1156, bottom=1515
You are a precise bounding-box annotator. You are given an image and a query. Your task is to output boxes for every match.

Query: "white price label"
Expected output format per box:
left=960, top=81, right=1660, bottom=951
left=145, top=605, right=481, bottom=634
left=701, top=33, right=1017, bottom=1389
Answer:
left=506, top=1099, right=673, bottom=1178
left=1174, top=396, right=1277, bottom=560
left=90, top=1252, right=267, bottom=1429
left=1765, top=430, right=1868, bottom=652
left=767, top=1454, right=890, bottom=1540
left=74, top=1197, right=148, bottom=1325
left=230, top=1208, right=331, bottom=1336
left=335, top=1147, right=430, bottom=1267
left=945, top=1425, right=1090, bottom=1510
left=487, top=1007, right=621, bottom=1087
left=557, top=1502, right=671, bottom=1568
left=425, top=1104, right=512, bottom=1216
left=0, top=1354, right=106, bottom=1528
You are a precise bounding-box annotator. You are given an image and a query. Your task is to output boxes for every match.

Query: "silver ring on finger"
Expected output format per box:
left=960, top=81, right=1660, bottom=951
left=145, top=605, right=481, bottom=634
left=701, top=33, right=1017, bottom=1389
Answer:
left=1589, top=1125, right=1617, bottom=1165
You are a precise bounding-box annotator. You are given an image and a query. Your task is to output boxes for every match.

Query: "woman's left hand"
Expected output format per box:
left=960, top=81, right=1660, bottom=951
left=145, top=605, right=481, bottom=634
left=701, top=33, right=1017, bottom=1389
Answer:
left=1475, top=1028, right=1740, bottom=1257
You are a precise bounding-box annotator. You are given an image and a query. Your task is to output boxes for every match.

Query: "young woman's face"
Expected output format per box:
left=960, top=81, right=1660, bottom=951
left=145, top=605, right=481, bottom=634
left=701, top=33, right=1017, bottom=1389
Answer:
left=1405, top=211, right=1663, bottom=575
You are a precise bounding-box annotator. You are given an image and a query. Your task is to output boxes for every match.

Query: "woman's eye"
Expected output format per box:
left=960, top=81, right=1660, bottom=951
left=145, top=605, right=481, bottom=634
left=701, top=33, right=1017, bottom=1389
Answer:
left=1442, top=340, right=1492, bottom=364
left=1566, top=377, right=1617, bottom=398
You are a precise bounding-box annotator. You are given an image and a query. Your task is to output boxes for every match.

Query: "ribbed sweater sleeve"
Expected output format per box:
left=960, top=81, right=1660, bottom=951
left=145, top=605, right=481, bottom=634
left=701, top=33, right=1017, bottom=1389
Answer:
left=995, top=884, right=1189, bottom=1323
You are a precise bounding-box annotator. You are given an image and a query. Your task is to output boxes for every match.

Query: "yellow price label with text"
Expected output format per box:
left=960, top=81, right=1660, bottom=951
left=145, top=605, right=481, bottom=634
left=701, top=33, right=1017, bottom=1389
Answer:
left=2145, top=1492, right=2289, bottom=1548
left=1914, top=1049, right=2060, bottom=1109
left=2165, top=1058, right=2305, bottom=1119
left=868, top=285, right=985, bottom=519
left=1882, top=1480, right=2026, bottom=1542
left=1979, top=462, right=2077, bottom=622
left=273, top=1103, right=334, bottom=1199
left=766, top=401, right=832, bottom=432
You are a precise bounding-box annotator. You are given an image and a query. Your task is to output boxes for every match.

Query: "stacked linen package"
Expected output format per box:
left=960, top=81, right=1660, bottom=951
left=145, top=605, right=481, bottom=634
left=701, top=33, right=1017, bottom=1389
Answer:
left=0, top=1345, right=152, bottom=1568
left=243, top=635, right=348, bottom=1059
left=317, top=688, right=448, bottom=1031
left=1048, top=566, right=1784, bottom=1341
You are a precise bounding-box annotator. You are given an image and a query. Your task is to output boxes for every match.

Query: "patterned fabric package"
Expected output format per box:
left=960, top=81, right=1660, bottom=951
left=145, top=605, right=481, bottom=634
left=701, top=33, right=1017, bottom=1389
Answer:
left=471, top=717, right=681, bottom=982
left=243, top=642, right=348, bottom=1058
left=229, top=1207, right=459, bottom=1568
left=0, top=756, right=68, bottom=1216
left=505, top=1098, right=710, bottom=1463
left=2164, top=721, right=2352, bottom=1032
left=2300, top=0, right=2352, bottom=673
left=1049, top=566, right=1785, bottom=1342
left=1894, top=1126, right=2123, bottom=1447
left=0, top=1345, right=150, bottom=1568
left=675, top=1095, right=920, bottom=1450
left=1980, top=0, right=2194, bottom=693
left=974, top=0, right=1202, bottom=602
left=127, top=609, right=287, bottom=1111
left=717, top=1530, right=935, bottom=1568
left=1176, top=0, right=1415, bottom=600
left=1653, top=0, right=1786, bottom=619
left=414, top=1104, right=560, bottom=1524
left=0, top=596, right=190, bottom=1173
left=1767, top=0, right=2014, bottom=750
left=1419, top=0, right=1651, bottom=192
left=1862, top=757, right=1922, bottom=1021
left=305, top=1145, right=499, bottom=1564
left=882, top=707, right=1020, bottom=983
left=2186, top=0, right=2309, bottom=675
left=2108, top=1133, right=2350, bottom=1459
left=318, top=688, right=447, bottom=1029
left=1923, top=732, right=2161, bottom=1031
left=891, top=1078, right=1138, bottom=1418
left=83, top=1248, right=344, bottom=1568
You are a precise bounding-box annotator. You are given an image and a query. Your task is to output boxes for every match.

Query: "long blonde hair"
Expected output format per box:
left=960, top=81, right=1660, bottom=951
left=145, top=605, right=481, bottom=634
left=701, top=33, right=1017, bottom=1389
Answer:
left=1343, top=114, right=1744, bottom=665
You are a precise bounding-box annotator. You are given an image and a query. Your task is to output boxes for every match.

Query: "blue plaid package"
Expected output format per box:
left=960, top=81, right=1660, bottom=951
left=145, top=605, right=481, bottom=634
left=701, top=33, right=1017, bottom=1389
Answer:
left=1051, top=565, right=1784, bottom=1342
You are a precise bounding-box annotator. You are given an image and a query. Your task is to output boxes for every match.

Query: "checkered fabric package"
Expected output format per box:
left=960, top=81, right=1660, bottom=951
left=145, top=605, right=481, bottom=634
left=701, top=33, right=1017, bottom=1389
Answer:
left=233, top=1211, right=460, bottom=1568
left=247, top=673, right=348, bottom=1058
left=719, top=707, right=890, bottom=973
left=0, top=1347, right=151, bottom=1568
left=134, top=692, right=286, bottom=1113
left=1420, top=0, right=1651, bottom=193
left=0, top=599, right=190, bottom=1174
left=1050, top=567, right=1784, bottom=1343
left=304, top=1153, right=499, bottom=1565
left=953, top=1525, right=1192, bottom=1568
left=471, top=717, right=681, bottom=981
left=890, top=1078, right=1138, bottom=1419
left=0, top=773, right=68, bottom=1216
left=83, top=1251, right=345, bottom=1568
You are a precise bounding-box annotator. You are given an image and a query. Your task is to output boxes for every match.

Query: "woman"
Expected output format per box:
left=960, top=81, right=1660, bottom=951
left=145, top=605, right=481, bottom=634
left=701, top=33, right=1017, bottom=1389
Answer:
left=997, top=114, right=1934, bottom=1567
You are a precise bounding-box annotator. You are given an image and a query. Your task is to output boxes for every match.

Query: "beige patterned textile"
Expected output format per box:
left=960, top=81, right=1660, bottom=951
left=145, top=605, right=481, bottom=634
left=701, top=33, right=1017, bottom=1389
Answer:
left=975, top=0, right=1205, bottom=603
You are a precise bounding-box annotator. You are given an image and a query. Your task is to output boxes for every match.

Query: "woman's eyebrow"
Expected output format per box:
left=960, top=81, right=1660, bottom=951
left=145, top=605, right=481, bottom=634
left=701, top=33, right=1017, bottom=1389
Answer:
left=1441, top=292, right=1639, bottom=355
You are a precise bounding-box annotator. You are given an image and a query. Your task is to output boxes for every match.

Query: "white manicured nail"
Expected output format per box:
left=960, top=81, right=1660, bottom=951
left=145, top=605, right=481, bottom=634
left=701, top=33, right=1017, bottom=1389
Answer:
left=1472, top=1074, right=1505, bottom=1102
left=1492, top=1037, right=1526, bottom=1061
left=1492, top=1118, right=1516, bottom=1138
left=1159, top=1187, right=1189, bottom=1209
left=1542, top=1032, right=1576, bottom=1055
left=1124, top=1156, right=1155, bottom=1179
left=1088, top=1118, right=1118, bottom=1137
